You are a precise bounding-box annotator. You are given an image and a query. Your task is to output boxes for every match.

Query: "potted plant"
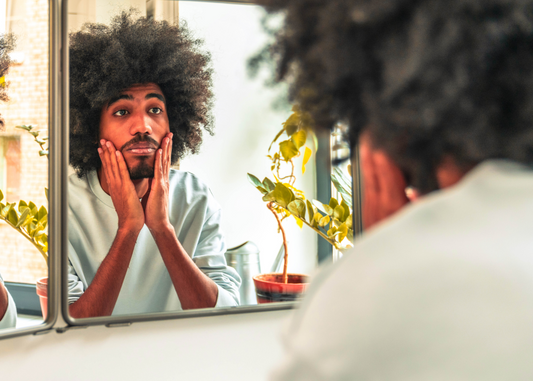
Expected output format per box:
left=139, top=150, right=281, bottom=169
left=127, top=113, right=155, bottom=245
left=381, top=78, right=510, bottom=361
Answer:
left=0, top=125, right=49, bottom=317
left=248, top=106, right=353, bottom=303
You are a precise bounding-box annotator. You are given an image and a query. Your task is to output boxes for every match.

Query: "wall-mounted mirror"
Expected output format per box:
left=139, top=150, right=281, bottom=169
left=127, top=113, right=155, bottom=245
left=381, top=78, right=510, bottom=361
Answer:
left=64, top=0, right=353, bottom=325
left=0, top=0, right=55, bottom=337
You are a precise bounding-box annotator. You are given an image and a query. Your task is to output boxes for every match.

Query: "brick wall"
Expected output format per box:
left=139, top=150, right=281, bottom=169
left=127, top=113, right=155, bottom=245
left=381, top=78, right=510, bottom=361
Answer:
left=0, top=0, right=48, bottom=283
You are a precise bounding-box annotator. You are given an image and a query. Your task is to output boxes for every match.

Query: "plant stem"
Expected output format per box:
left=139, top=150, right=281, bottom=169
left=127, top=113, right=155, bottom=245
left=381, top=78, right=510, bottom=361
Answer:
left=267, top=202, right=288, bottom=284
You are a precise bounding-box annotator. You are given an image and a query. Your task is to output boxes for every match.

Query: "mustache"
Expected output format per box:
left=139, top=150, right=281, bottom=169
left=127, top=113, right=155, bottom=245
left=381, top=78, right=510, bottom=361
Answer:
left=120, top=134, right=159, bottom=152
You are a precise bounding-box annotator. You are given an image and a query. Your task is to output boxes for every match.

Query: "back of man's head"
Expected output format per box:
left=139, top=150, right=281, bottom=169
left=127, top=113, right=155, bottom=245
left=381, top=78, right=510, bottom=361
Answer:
left=69, top=10, right=213, bottom=178
left=258, top=0, right=533, bottom=192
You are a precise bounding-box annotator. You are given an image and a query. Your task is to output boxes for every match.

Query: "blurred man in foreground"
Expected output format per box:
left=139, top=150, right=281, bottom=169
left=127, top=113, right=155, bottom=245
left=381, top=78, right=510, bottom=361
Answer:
left=257, top=0, right=533, bottom=379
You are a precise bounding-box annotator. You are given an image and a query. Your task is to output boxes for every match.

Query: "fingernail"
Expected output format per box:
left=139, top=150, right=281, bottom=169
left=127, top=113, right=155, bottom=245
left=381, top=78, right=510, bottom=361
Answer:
left=106, top=141, right=111, bottom=148
left=100, top=139, right=105, bottom=146
left=98, top=148, right=102, bottom=154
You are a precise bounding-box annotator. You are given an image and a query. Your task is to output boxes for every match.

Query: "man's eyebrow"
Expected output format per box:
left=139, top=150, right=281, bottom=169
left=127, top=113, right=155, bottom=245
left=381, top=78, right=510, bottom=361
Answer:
left=146, top=93, right=166, bottom=104
left=106, top=94, right=134, bottom=109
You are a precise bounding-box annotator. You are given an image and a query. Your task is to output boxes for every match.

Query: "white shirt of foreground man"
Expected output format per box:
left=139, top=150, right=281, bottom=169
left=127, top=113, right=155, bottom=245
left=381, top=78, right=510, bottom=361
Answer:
left=271, top=160, right=533, bottom=380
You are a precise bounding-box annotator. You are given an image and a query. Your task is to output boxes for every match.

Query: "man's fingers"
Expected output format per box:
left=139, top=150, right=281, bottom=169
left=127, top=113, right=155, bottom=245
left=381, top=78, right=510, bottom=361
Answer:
left=115, top=150, right=131, bottom=183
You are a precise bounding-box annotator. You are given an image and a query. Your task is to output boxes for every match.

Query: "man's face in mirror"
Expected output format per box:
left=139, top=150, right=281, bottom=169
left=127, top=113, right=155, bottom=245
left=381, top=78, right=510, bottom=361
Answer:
left=99, top=83, right=170, bottom=180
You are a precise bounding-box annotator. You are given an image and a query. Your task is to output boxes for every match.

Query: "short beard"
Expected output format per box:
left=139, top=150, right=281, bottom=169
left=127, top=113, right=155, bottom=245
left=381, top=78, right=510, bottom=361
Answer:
left=128, top=158, right=154, bottom=180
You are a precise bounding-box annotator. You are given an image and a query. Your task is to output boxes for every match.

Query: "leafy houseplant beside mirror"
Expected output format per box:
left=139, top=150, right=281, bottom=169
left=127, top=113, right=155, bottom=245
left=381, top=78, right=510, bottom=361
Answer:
left=0, top=125, right=49, bottom=317
left=248, top=107, right=354, bottom=303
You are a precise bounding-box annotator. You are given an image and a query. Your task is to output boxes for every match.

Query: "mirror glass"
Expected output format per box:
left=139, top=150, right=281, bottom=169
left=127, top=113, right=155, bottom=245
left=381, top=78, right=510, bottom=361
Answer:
left=0, top=0, right=50, bottom=331
left=67, top=0, right=348, bottom=321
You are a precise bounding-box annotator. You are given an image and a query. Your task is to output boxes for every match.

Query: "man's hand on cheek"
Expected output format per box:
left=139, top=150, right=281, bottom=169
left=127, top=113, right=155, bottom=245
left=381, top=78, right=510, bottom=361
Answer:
left=98, top=139, right=145, bottom=234
left=142, top=133, right=173, bottom=232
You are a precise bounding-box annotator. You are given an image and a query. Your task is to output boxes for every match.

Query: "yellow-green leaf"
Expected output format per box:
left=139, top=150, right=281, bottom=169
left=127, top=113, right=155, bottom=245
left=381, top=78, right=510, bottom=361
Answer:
left=38, top=206, right=47, bottom=221
left=279, top=140, right=299, bottom=161
left=7, top=209, right=18, bottom=225
left=1, top=203, right=13, bottom=218
left=269, top=182, right=295, bottom=208
left=302, top=147, right=312, bottom=174
left=341, top=199, right=351, bottom=222
left=283, top=113, right=299, bottom=137
left=329, top=197, right=339, bottom=209
left=333, top=205, right=345, bottom=221
left=319, top=215, right=330, bottom=227
left=0, top=189, right=3, bottom=202
left=288, top=199, right=306, bottom=219
left=293, top=215, right=303, bottom=229
left=306, top=200, right=315, bottom=223
left=15, top=208, right=30, bottom=228
left=337, top=223, right=348, bottom=242
left=262, top=177, right=276, bottom=192
left=291, top=130, right=307, bottom=150
left=44, top=188, right=48, bottom=201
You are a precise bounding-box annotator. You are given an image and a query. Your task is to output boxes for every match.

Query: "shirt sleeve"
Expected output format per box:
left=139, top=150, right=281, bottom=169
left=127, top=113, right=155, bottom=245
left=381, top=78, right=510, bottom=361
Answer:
left=192, top=208, right=242, bottom=307
left=0, top=275, right=16, bottom=329
left=67, top=244, right=85, bottom=305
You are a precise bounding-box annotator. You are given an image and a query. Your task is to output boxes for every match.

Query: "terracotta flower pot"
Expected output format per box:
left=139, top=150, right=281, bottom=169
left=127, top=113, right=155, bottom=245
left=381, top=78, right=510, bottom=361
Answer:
left=35, top=277, right=48, bottom=319
left=253, top=273, right=309, bottom=304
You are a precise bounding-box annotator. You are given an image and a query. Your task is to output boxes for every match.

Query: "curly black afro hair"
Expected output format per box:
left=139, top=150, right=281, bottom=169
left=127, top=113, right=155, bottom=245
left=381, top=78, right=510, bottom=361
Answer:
left=255, top=0, right=533, bottom=192
left=69, top=11, right=213, bottom=177
left=0, top=33, right=15, bottom=130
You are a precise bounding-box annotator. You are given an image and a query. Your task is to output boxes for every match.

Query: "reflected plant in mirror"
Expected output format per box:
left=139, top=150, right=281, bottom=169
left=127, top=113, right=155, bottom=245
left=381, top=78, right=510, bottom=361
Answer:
left=248, top=107, right=354, bottom=303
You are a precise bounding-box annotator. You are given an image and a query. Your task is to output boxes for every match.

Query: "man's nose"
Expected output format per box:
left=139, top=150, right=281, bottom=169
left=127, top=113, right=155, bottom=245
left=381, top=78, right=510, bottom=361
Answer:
left=130, top=113, right=153, bottom=135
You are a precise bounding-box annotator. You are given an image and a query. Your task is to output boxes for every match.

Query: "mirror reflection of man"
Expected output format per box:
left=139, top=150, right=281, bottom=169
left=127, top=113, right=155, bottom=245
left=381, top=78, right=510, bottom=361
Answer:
left=256, top=0, right=533, bottom=379
left=67, top=12, right=240, bottom=318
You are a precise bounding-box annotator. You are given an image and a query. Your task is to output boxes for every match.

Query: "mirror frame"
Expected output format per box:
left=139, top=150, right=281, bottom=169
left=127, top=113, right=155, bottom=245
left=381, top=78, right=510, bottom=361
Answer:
left=60, top=0, right=301, bottom=329
left=0, top=0, right=61, bottom=341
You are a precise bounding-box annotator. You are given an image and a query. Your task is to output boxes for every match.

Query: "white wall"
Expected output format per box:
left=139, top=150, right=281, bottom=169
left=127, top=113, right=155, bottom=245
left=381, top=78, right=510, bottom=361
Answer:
left=0, top=309, right=291, bottom=380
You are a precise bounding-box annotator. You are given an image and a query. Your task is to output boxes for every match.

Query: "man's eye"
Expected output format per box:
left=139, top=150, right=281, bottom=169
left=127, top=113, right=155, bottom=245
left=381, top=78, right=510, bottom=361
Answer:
left=113, top=110, right=128, bottom=116
left=149, top=107, right=163, bottom=114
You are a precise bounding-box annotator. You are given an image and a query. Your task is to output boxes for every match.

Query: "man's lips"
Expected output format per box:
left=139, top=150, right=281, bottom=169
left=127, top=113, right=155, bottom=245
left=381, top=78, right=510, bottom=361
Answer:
left=124, top=143, right=158, bottom=155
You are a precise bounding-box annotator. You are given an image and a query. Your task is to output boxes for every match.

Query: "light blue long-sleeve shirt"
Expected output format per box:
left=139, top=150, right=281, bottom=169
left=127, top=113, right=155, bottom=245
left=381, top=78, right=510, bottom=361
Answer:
left=67, top=169, right=241, bottom=315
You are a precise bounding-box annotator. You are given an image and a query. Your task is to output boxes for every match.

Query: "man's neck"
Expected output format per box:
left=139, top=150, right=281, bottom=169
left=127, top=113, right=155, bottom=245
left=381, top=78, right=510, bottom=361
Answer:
left=97, top=168, right=150, bottom=199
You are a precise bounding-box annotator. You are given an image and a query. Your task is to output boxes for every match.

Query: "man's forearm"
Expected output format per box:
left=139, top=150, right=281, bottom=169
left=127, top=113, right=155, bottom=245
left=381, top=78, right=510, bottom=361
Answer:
left=69, top=228, right=139, bottom=318
left=150, top=224, right=218, bottom=310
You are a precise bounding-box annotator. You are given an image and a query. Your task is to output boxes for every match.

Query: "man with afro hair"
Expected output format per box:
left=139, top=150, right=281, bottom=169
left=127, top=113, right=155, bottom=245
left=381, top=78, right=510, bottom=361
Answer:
left=67, top=11, right=240, bottom=318
left=255, top=0, right=533, bottom=379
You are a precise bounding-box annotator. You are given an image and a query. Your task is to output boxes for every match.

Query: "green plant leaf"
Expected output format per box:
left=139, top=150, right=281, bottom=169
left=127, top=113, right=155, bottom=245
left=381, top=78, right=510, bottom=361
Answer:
left=44, top=188, right=48, bottom=201
left=279, top=140, right=299, bottom=161
left=329, top=197, right=339, bottom=209
left=302, top=147, right=312, bottom=174
left=7, top=209, right=18, bottom=225
left=331, top=167, right=353, bottom=209
left=270, top=182, right=295, bottom=208
left=15, top=208, right=29, bottom=228
left=283, top=113, right=299, bottom=137
left=306, top=200, right=315, bottom=223
left=30, top=131, right=39, bottom=137
left=16, top=125, right=32, bottom=131
left=288, top=199, right=306, bottom=219
left=319, top=214, right=330, bottom=227
left=333, top=205, right=345, bottom=221
left=39, top=150, right=49, bottom=156
left=0, top=189, right=3, bottom=202
left=18, top=200, right=27, bottom=212
left=345, top=215, right=353, bottom=229
left=341, top=199, right=351, bottom=222
left=291, top=130, right=307, bottom=150
left=312, top=200, right=333, bottom=216
left=337, top=223, right=348, bottom=242
left=262, top=177, right=276, bottom=192
left=1, top=203, right=13, bottom=218
left=247, top=173, right=264, bottom=189
left=38, top=206, right=47, bottom=221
